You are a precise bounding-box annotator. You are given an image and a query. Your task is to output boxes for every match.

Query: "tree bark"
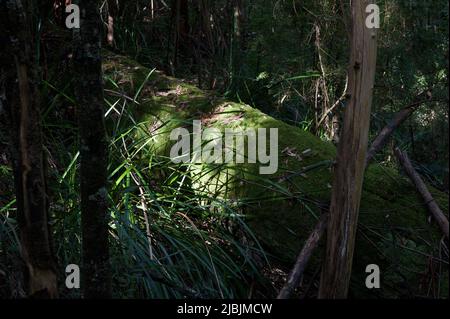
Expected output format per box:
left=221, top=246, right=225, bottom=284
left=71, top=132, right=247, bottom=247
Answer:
left=394, top=148, right=449, bottom=239
left=318, top=0, right=378, bottom=299
left=0, top=0, right=58, bottom=298
left=74, top=0, right=112, bottom=299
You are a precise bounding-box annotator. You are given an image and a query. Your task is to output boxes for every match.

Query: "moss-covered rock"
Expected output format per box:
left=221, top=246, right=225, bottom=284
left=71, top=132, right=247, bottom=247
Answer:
left=102, top=52, right=449, bottom=298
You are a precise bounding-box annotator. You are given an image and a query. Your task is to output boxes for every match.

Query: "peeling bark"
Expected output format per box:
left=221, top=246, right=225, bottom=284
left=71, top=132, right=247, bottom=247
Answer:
left=318, top=0, right=378, bottom=299
left=0, top=0, right=58, bottom=298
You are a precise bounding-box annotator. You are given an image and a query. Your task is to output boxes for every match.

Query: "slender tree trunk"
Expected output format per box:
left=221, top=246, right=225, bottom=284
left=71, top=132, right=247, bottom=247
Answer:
left=229, top=0, right=243, bottom=95
left=53, top=0, right=69, bottom=27
left=199, top=0, right=217, bottom=89
left=0, top=0, right=58, bottom=298
left=74, top=0, right=112, bottom=299
left=314, top=23, right=332, bottom=139
left=107, top=0, right=119, bottom=46
left=169, top=0, right=190, bottom=73
left=318, top=0, right=378, bottom=298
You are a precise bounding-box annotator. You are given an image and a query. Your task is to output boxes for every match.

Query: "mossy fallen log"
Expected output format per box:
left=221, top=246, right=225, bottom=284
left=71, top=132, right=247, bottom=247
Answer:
left=102, top=52, right=449, bottom=298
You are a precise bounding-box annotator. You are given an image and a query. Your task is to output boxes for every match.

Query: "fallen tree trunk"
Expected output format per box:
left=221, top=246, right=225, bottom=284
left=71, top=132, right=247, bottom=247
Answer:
left=394, top=148, right=449, bottom=239
left=277, top=214, right=327, bottom=299
left=59, top=50, right=449, bottom=298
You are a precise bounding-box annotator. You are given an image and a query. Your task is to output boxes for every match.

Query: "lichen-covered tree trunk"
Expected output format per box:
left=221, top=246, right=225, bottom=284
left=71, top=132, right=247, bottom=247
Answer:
left=318, top=0, right=378, bottom=298
left=74, top=0, right=112, bottom=298
left=0, top=0, right=58, bottom=298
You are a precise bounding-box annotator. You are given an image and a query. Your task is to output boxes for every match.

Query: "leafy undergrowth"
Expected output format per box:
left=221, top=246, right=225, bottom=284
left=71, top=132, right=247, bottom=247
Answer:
left=0, top=50, right=448, bottom=299
left=0, top=55, right=272, bottom=299
left=101, top=51, right=449, bottom=298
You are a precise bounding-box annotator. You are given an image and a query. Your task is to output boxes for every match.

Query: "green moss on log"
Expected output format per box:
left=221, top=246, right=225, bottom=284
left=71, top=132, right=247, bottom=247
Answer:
left=102, top=52, right=449, bottom=298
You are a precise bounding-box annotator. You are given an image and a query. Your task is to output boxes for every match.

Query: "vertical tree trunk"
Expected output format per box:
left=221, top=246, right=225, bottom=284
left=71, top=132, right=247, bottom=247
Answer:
left=229, top=0, right=243, bottom=95
left=199, top=0, right=217, bottom=89
left=169, top=0, right=190, bottom=73
left=0, top=0, right=58, bottom=298
left=54, top=0, right=68, bottom=27
left=318, top=0, right=378, bottom=298
left=107, top=0, right=118, bottom=46
left=74, top=0, right=112, bottom=299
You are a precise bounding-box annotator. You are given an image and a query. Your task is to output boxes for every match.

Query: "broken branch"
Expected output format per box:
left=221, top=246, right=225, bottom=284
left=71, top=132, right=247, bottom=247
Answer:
left=394, top=147, right=449, bottom=239
left=277, top=214, right=328, bottom=299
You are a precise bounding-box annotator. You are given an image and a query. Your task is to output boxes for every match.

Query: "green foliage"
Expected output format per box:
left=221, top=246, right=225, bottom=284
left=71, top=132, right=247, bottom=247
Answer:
left=0, top=0, right=448, bottom=299
left=100, top=53, right=449, bottom=298
left=0, top=53, right=271, bottom=299
left=108, top=0, right=448, bottom=180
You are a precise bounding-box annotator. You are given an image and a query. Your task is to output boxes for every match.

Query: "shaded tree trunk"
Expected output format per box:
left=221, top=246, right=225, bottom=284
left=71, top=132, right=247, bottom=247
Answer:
left=198, top=0, right=216, bottom=89
left=318, top=0, right=378, bottom=298
left=229, top=0, right=244, bottom=95
left=106, top=0, right=119, bottom=46
left=168, top=0, right=190, bottom=73
left=74, top=0, right=112, bottom=299
left=0, top=0, right=58, bottom=298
